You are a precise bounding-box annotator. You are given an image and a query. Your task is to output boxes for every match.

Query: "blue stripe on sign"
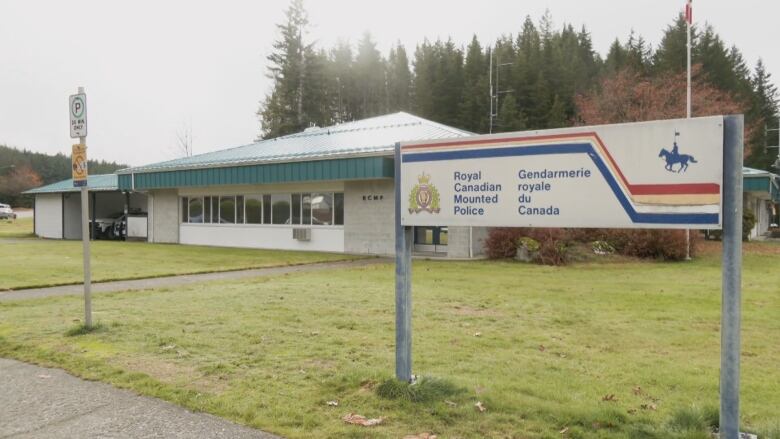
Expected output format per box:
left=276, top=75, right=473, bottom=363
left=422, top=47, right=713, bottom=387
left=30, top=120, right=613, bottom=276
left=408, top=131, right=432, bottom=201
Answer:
left=402, top=143, right=719, bottom=225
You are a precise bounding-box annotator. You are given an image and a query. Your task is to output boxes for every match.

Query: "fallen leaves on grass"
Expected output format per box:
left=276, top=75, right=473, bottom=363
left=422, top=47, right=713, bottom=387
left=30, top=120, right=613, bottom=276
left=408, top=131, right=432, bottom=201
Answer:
left=602, top=394, right=618, bottom=402
left=475, top=401, right=486, bottom=412
left=632, top=386, right=643, bottom=395
left=342, top=413, right=384, bottom=426
left=640, top=403, right=657, bottom=411
left=559, top=427, right=569, bottom=434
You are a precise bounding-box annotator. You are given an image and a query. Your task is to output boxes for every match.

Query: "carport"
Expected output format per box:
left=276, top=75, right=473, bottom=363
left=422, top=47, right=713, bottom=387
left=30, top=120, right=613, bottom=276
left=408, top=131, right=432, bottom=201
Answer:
left=23, top=174, right=147, bottom=240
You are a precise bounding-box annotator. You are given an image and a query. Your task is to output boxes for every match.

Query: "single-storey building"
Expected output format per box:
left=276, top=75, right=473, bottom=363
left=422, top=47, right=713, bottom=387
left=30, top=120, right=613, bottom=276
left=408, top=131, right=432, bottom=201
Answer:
left=27, top=112, right=488, bottom=258
left=117, top=112, right=488, bottom=257
left=743, top=166, right=780, bottom=238
left=24, top=174, right=147, bottom=240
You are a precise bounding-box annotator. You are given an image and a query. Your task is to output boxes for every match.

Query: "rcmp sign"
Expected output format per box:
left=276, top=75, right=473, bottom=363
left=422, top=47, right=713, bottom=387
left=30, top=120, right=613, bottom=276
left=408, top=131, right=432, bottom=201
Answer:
left=400, top=116, right=724, bottom=229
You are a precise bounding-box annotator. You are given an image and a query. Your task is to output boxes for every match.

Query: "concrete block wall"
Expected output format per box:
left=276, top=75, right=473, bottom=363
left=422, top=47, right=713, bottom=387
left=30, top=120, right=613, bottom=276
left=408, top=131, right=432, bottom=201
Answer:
left=446, top=226, right=488, bottom=258
left=148, top=189, right=180, bottom=243
left=344, top=179, right=395, bottom=256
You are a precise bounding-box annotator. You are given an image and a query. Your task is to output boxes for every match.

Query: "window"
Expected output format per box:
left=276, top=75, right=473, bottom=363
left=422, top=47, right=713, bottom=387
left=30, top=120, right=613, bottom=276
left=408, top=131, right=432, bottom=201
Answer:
left=263, top=195, right=271, bottom=224
left=219, top=196, right=236, bottom=224
left=204, top=196, right=212, bottom=223
left=181, top=197, right=188, bottom=223
left=245, top=195, right=262, bottom=224
left=182, top=192, right=344, bottom=226
left=311, top=193, right=333, bottom=225
left=188, top=197, right=203, bottom=223
left=236, top=195, right=244, bottom=224
left=271, top=194, right=290, bottom=224
left=292, top=194, right=301, bottom=224
left=302, top=193, right=312, bottom=224
left=334, top=193, right=344, bottom=225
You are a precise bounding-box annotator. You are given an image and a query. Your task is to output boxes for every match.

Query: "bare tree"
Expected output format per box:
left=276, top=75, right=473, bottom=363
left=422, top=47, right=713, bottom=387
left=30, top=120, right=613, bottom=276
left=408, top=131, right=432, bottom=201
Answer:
left=173, top=120, right=193, bottom=158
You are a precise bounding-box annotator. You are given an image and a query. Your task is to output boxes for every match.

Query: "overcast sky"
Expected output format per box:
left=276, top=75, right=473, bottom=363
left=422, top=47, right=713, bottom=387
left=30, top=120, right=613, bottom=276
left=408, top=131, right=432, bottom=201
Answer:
left=1, top=0, right=776, bottom=167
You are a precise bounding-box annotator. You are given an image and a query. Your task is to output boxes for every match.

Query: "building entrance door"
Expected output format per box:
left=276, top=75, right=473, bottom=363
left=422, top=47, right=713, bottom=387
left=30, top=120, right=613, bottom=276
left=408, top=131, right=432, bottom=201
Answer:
left=413, top=226, right=448, bottom=254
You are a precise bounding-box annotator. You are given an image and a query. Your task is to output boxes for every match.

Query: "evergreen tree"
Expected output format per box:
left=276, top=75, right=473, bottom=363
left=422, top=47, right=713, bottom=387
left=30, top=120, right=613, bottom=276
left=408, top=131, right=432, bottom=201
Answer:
left=546, top=94, right=568, bottom=128
left=745, top=59, right=780, bottom=170
left=653, top=14, right=693, bottom=74
left=459, top=36, right=489, bottom=133
left=386, top=43, right=412, bottom=112
left=496, top=94, right=526, bottom=132
left=354, top=32, right=387, bottom=118
left=327, top=41, right=356, bottom=123
left=604, top=38, right=628, bottom=74
left=412, top=39, right=464, bottom=127
left=258, top=0, right=319, bottom=138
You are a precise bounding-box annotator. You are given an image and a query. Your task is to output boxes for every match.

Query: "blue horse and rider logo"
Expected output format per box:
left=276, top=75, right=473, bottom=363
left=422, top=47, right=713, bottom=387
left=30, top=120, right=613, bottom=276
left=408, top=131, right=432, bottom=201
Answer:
left=658, top=131, right=698, bottom=173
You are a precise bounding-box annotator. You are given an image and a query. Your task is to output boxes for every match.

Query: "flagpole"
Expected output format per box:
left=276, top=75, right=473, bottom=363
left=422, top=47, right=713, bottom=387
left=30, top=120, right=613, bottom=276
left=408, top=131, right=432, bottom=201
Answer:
left=685, top=0, right=692, bottom=261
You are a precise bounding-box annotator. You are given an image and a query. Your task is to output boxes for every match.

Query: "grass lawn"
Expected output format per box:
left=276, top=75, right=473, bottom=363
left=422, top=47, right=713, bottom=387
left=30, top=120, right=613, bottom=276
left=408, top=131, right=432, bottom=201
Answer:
left=0, top=242, right=778, bottom=438
left=0, top=217, right=33, bottom=238
left=0, top=239, right=362, bottom=290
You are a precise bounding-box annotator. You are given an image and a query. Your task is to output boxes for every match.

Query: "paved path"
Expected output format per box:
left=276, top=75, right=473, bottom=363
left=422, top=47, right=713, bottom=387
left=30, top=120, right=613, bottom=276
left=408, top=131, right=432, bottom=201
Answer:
left=0, top=358, right=280, bottom=439
left=0, top=258, right=387, bottom=302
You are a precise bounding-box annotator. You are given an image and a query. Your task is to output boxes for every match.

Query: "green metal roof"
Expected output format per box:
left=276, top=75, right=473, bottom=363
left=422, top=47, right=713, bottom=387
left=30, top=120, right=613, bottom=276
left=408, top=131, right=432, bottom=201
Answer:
left=118, top=156, right=394, bottom=191
left=116, top=112, right=471, bottom=191
left=23, top=174, right=118, bottom=194
left=118, top=112, right=471, bottom=175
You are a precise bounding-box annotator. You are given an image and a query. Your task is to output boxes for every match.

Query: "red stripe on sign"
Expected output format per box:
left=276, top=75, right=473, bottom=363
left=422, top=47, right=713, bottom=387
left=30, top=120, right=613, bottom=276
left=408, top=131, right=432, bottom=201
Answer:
left=630, top=183, right=719, bottom=195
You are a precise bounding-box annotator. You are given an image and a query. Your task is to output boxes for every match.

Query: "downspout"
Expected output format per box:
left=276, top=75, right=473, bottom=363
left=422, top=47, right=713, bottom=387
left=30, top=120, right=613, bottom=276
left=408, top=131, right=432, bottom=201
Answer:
left=469, top=226, right=473, bottom=259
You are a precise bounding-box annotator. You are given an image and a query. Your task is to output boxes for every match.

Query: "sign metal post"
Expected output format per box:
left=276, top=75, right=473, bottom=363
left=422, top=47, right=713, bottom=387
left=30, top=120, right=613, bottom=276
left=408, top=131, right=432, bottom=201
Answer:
left=394, top=116, right=744, bottom=437
left=720, top=115, right=743, bottom=439
left=70, top=86, right=91, bottom=328
left=394, top=142, right=413, bottom=382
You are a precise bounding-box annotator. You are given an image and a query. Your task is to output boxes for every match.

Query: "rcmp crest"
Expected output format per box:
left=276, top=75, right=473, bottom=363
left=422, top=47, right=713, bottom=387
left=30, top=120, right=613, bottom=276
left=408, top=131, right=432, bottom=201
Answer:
left=408, top=172, right=441, bottom=214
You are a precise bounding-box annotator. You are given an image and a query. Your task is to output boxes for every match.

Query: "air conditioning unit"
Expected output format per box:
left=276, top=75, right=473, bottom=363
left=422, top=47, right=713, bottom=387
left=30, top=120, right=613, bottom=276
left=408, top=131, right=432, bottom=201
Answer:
left=292, top=228, right=311, bottom=241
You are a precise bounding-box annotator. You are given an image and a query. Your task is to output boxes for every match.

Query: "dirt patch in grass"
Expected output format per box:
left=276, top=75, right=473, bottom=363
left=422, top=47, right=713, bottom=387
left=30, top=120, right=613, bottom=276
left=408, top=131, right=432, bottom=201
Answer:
left=113, top=356, right=230, bottom=394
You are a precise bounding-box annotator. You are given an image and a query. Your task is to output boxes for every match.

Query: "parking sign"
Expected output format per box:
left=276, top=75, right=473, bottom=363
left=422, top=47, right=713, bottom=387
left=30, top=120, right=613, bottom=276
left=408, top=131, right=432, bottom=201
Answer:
left=69, top=93, right=87, bottom=138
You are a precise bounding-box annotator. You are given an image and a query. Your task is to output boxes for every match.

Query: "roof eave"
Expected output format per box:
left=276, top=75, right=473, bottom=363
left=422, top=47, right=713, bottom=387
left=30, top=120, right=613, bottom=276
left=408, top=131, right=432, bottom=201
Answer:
left=117, top=148, right=395, bottom=175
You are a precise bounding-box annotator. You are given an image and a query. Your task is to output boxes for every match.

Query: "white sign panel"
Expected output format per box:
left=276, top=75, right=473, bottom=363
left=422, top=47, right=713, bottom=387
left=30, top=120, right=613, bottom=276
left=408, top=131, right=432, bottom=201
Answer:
left=69, top=93, right=87, bottom=138
left=400, top=116, right=724, bottom=229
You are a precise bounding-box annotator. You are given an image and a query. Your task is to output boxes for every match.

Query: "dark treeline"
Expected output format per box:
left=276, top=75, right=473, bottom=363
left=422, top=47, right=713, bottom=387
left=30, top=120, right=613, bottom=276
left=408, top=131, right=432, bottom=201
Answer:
left=258, top=0, right=779, bottom=170
left=0, top=145, right=127, bottom=207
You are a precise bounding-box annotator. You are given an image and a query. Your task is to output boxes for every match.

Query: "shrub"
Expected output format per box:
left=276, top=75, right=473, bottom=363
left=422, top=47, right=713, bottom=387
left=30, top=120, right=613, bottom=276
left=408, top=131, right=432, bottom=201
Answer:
left=516, top=236, right=540, bottom=252
left=591, top=240, right=615, bottom=255
left=742, top=210, right=756, bottom=240
left=606, top=229, right=698, bottom=261
left=484, top=228, right=522, bottom=259
left=701, top=210, right=759, bottom=241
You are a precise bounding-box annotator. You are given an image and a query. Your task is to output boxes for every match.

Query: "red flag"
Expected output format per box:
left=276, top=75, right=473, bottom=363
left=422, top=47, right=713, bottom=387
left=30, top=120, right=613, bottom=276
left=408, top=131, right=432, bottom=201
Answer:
left=685, top=1, right=692, bottom=24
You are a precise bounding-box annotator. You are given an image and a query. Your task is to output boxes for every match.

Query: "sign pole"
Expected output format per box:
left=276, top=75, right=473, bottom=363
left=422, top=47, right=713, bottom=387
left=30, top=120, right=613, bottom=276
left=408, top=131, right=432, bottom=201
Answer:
left=720, top=115, right=743, bottom=439
left=72, top=86, right=92, bottom=328
left=394, top=142, right=412, bottom=382
left=685, top=0, right=693, bottom=260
